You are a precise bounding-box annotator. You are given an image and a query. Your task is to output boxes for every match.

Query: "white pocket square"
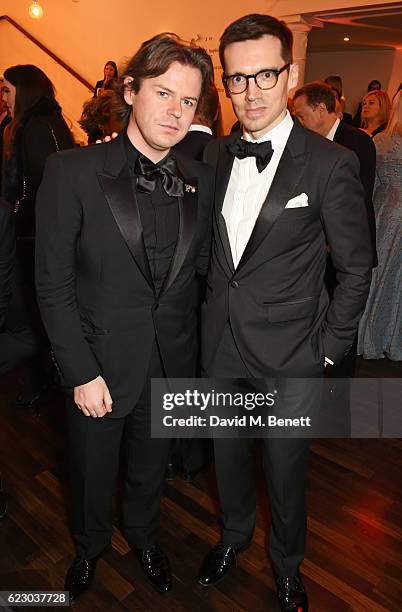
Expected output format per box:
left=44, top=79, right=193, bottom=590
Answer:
left=285, top=193, right=309, bottom=208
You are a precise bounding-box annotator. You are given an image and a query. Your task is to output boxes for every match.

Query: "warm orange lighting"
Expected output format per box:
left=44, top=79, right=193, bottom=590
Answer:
left=29, top=1, right=44, bottom=19
left=343, top=36, right=350, bottom=42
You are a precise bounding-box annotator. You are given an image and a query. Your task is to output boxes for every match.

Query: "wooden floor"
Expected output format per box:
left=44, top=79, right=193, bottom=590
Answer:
left=0, top=358, right=401, bottom=611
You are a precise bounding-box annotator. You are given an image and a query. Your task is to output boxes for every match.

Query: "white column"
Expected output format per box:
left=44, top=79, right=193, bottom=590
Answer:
left=281, top=14, right=323, bottom=89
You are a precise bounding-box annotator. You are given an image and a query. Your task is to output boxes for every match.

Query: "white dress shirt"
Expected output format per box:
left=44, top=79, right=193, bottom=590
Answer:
left=325, top=117, right=340, bottom=141
left=188, top=124, right=213, bottom=135
left=222, top=110, right=293, bottom=268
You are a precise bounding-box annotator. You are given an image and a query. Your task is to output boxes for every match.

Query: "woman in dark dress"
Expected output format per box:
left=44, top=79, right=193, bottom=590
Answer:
left=1, top=64, right=75, bottom=404
left=94, top=60, right=118, bottom=97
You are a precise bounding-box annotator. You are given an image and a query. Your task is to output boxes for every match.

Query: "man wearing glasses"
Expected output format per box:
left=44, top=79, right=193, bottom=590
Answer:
left=197, top=14, right=372, bottom=611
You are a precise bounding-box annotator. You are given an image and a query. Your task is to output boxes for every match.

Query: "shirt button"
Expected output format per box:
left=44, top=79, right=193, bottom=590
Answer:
left=231, top=280, right=239, bottom=288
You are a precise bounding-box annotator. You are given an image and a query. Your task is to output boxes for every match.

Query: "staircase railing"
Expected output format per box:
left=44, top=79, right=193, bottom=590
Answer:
left=0, top=15, right=94, bottom=92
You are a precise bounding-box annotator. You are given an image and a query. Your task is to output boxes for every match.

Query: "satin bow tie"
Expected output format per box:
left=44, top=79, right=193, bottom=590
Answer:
left=227, top=139, right=274, bottom=173
left=135, top=154, right=184, bottom=197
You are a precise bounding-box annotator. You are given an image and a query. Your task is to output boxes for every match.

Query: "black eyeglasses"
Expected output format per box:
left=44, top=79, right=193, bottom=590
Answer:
left=223, top=64, right=291, bottom=94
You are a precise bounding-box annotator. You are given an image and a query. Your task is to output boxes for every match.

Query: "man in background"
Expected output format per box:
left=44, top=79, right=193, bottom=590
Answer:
left=174, top=82, right=220, bottom=160
left=293, top=80, right=376, bottom=377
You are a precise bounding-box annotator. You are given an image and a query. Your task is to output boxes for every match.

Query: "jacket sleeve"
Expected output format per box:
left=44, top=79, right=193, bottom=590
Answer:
left=35, top=153, right=101, bottom=387
left=196, top=162, right=215, bottom=277
left=320, top=148, right=373, bottom=363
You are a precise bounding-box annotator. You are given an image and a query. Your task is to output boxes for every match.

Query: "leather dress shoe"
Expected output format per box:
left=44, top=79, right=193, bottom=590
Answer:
left=135, top=545, right=172, bottom=593
left=64, top=557, right=97, bottom=604
left=274, top=571, right=308, bottom=612
left=198, top=541, right=249, bottom=586
left=165, top=462, right=178, bottom=481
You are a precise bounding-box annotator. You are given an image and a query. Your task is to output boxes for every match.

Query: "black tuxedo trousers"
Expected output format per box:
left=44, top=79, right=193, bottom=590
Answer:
left=66, top=342, right=171, bottom=558
left=207, top=324, right=310, bottom=576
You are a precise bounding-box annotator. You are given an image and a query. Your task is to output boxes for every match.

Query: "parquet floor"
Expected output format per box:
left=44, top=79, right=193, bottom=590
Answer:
left=0, top=358, right=401, bottom=611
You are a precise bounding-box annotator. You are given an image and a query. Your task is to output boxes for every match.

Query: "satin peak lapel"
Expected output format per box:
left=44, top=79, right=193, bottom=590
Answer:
left=215, top=138, right=236, bottom=274
left=160, top=175, right=198, bottom=295
left=98, top=168, right=154, bottom=291
left=237, top=128, right=309, bottom=273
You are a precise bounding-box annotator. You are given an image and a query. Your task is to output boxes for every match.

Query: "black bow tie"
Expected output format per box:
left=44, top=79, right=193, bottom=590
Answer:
left=135, top=154, right=184, bottom=197
left=227, top=138, right=274, bottom=173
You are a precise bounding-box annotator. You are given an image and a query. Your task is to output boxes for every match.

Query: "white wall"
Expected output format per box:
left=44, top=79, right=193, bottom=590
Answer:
left=1, top=0, right=400, bottom=133
left=305, top=49, right=395, bottom=116
left=0, top=20, right=89, bottom=143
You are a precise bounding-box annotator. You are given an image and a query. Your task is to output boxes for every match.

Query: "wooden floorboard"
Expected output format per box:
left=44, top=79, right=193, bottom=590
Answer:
left=0, top=357, right=401, bottom=611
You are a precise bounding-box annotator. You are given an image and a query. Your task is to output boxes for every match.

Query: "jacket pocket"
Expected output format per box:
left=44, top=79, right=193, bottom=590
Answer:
left=79, top=316, right=110, bottom=336
left=263, top=295, right=317, bottom=323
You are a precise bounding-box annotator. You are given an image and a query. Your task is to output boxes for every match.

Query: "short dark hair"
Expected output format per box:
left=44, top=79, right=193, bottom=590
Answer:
left=324, top=75, right=342, bottom=97
left=294, top=81, right=336, bottom=114
left=219, top=14, right=293, bottom=71
left=368, top=79, right=381, bottom=91
left=117, top=33, right=213, bottom=126
left=194, top=83, right=220, bottom=127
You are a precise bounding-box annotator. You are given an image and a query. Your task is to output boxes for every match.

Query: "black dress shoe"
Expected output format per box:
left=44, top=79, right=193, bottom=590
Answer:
left=64, top=557, right=97, bottom=604
left=274, top=571, right=308, bottom=611
left=135, top=545, right=172, bottom=593
left=165, top=462, right=178, bottom=481
left=198, top=542, right=248, bottom=586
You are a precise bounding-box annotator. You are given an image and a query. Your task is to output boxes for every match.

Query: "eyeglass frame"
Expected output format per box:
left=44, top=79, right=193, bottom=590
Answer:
left=222, top=63, right=291, bottom=94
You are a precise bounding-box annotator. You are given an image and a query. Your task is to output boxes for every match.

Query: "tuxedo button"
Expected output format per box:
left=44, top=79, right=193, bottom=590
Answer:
left=152, top=303, right=159, bottom=311
left=231, top=280, right=239, bottom=288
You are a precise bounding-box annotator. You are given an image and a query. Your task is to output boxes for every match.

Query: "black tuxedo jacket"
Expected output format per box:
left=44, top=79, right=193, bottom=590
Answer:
left=174, top=130, right=213, bottom=161
left=202, top=119, right=373, bottom=376
left=35, top=134, right=213, bottom=416
left=333, top=120, right=377, bottom=259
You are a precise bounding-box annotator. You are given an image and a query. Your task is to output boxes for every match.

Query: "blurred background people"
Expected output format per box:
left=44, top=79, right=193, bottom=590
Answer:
left=360, top=89, right=391, bottom=137
left=324, top=75, right=353, bottom=124
left=94, top=60, right=118, bottom=97
left=358, top=91, right=402, bottom=361
left=353, top=79, right=382, bottom=127
left=393, top=81, right=402, bottom=100
left=0, top=197, right=14, bottom=330
left=0, top=77, right=12, bottom=193
left=0, top=197, right=14, bottom=519
left=174, top=83, right=220, bottom=160
left=0, top=64, right=75, bottom=405
left=79, top=90, right=124, bottom=144
left=293, top=81, right=377, bottom=377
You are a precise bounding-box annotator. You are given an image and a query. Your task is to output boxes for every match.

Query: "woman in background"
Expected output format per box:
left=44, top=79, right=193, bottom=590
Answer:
left=360, top=89, right=391, bottom=137
left=358, top=91, right=402, bottom=361
left=94, top=60, right=118, bottom=97
left=0, top=64, right=74, bottom=405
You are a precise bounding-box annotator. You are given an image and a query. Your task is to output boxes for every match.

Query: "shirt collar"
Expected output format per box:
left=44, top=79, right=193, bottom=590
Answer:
left=243, top=110, right=293, bottom=148
left=188, top=124, right=212, bottom=135
left=326, top=116, right=340, bottom=141
left=124, top=131, right=173, bottom=172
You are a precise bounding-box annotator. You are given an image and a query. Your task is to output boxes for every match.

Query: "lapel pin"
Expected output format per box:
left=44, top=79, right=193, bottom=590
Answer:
left=185, top=184, right=197, bottom=193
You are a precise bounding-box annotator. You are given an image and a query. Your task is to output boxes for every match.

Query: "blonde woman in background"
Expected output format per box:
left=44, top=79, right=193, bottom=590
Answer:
left=360, top=89, right=391, bottom=137
left=358, top=91, right=402, bottom=360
